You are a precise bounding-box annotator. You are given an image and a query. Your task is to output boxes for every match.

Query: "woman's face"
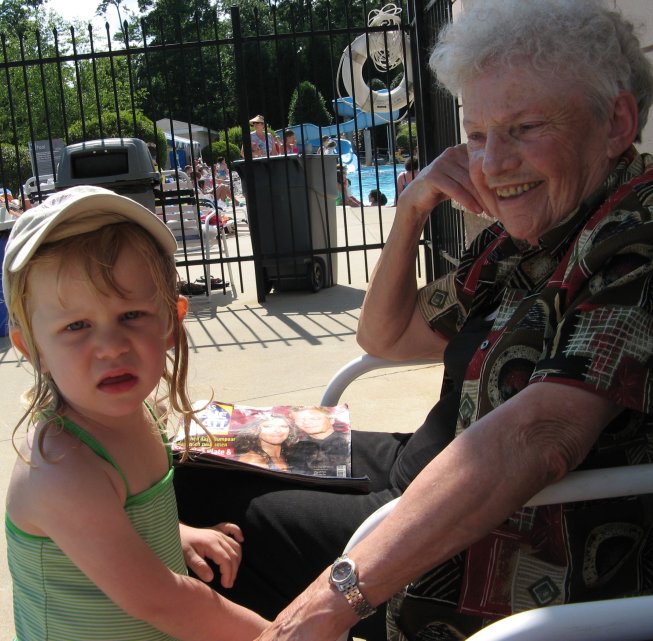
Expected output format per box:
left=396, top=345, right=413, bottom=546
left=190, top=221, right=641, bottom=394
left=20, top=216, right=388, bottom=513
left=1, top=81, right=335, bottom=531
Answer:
left=259, top=417, right=290, bottom=445
left=463, top=66, right=623, bottom=245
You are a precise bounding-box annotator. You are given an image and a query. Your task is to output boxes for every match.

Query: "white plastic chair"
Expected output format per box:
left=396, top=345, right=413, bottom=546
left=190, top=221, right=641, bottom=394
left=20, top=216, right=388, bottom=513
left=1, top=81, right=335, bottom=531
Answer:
left=326, top=354, right=653, bottom=641
left=320, top=354, right=439, bottom=406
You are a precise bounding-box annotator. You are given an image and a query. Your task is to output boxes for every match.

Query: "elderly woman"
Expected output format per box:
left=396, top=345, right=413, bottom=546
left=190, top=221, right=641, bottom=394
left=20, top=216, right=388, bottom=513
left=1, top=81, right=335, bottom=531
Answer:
left=249, top=0, right=653, bottom=639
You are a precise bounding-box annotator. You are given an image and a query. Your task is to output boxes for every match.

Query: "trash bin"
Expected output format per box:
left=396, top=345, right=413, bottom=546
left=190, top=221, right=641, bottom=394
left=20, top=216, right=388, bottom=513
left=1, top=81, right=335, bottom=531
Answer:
left=233, top=154, right=338, bottom=293
left=56, top=138, right=160, bottom=212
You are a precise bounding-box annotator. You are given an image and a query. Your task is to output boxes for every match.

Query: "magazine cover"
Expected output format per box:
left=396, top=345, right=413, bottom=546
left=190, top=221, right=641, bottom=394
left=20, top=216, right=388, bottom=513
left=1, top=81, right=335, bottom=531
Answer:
left=172, top=401, right=368, bottom=490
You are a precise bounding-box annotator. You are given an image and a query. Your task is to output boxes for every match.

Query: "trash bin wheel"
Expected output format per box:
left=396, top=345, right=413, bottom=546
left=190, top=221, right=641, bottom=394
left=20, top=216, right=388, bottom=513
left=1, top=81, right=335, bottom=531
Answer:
left=307, top=258, right=325, bottom=293
left=262, top=268, right=275, bottom=294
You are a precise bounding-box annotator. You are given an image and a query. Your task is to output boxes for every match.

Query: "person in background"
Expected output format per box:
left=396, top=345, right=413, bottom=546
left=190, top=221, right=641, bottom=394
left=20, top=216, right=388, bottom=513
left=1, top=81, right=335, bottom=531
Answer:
left=336, top=165, right=362, bottom=207
left=253, top=0, right=653, bottom=639
left=241, top=115, right=278, bottom=158
left=283, top=129, right=299, bottom=154
left=368, top=189, right=388, bottom=206
left=318, top=135, right=338, bottom=155
left=2, top=185, right=269, bottom=641
left=394, top=156, right=419, bottom=205
left=214, top=157, right=229, bottom=182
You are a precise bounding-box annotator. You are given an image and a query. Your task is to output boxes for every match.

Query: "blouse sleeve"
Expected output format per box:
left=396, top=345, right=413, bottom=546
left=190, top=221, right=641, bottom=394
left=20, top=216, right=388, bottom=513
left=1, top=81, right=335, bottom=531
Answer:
left=530, top=206, right=653, bottom=415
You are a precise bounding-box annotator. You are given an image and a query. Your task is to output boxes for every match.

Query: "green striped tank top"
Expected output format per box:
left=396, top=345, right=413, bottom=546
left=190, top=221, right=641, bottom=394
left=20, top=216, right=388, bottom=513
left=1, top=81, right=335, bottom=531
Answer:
left=6, top=410, right=187, bottom=641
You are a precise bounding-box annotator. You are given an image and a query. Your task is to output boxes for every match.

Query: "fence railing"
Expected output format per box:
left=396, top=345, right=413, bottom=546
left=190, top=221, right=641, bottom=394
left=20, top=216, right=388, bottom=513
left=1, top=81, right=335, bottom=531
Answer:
left=0, top=0, right=465, bottom=301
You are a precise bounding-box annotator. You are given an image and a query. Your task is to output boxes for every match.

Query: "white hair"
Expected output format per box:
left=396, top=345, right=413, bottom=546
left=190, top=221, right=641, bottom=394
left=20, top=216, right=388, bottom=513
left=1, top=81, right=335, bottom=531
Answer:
left=430, top=0, right=653, bottom=141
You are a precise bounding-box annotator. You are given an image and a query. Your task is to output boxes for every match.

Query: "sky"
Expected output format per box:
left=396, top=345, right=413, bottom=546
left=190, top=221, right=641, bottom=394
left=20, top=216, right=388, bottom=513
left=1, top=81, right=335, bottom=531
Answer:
left=45, top=0, right=141, bottom=35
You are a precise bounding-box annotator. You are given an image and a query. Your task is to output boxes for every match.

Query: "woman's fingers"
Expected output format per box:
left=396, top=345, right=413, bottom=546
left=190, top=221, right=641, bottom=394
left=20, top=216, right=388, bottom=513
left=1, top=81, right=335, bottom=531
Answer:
left=403, top=144, right=484, bottom=214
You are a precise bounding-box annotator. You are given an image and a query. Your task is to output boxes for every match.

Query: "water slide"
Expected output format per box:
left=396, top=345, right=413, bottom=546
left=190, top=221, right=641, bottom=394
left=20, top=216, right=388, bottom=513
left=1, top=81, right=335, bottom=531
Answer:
left=285, top=98, right=400, bottom=170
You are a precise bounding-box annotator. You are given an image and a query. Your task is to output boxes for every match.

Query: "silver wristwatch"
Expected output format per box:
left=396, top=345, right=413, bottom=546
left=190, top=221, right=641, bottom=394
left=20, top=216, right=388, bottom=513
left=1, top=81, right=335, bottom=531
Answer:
left=328, top=554, right=376, bottom=619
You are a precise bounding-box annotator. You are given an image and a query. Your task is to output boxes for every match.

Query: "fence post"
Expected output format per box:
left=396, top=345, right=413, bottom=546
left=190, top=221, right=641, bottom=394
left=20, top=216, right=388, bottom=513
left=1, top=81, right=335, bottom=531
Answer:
left=231, top=6, right=267, bottom=303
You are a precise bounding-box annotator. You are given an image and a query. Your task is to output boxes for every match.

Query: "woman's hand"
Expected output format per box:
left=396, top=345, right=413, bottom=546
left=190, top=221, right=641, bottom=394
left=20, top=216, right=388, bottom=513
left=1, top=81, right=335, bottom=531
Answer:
left=398, top=144, right=484, bottom=217
left=179, top=522, right=244, bottom=588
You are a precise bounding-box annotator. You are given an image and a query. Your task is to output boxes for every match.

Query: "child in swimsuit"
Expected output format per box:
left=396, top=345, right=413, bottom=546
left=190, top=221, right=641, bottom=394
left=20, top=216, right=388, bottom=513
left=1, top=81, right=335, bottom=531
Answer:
left=3, top=185, right=268, bottom=640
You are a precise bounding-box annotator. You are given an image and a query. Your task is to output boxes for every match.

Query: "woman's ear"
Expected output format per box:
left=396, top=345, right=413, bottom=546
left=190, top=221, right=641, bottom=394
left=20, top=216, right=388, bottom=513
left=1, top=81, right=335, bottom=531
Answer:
left=607, top=91, right=639, bottom=159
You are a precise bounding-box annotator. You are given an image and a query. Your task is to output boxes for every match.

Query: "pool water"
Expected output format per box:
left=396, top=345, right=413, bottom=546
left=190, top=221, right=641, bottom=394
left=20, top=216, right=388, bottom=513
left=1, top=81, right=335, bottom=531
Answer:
left=347, top=164, right=400, bottom=205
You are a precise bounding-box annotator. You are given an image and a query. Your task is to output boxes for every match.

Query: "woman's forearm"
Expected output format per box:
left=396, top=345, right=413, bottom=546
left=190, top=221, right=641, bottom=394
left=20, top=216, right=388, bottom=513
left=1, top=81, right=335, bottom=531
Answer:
left=357, top=201, right=435, bottom=359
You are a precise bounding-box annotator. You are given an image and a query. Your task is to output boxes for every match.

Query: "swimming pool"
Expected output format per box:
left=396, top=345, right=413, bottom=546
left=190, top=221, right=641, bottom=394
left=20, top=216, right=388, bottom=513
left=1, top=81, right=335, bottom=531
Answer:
left=347, top=164, right=400, bottom=205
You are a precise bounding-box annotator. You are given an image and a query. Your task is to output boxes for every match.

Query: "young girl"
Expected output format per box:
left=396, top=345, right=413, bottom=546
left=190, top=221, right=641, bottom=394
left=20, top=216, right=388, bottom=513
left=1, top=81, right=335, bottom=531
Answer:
left=2, top=185, right=268, bottom=640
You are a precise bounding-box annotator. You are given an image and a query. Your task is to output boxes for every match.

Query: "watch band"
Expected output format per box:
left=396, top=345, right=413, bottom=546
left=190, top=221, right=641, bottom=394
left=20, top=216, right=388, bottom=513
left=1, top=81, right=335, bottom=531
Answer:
left=342, top=582, right=377, bottom=619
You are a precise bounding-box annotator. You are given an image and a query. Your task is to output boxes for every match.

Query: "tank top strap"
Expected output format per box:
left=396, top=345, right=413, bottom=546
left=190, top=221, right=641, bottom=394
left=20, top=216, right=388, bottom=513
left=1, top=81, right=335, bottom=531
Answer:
left=144, top=400, right=173, bottom=467
left=43, top=403, right=171, bottom=497
left=50, top=413, right=132, bottom=497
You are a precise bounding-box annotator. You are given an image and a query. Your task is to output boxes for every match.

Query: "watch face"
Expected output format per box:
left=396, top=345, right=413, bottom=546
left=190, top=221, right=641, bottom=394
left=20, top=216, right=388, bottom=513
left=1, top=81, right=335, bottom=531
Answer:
left=331, top=559, right=354, bottom=584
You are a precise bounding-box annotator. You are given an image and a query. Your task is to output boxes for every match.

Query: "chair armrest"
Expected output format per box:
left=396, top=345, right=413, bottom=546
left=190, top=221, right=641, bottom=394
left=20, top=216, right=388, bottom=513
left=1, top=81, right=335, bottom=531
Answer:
left=526, top=463, right=653, bottom=506
left=320, top=354, right=439, bottom=406
left=465, top=595, right=653, bottom=641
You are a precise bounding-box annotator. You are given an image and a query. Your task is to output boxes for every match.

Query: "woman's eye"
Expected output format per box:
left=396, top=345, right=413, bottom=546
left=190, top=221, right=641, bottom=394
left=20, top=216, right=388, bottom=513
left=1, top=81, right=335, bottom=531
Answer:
left=123, top=310, right=143, bottom=321
left=517, top=122, right=542, bottom=134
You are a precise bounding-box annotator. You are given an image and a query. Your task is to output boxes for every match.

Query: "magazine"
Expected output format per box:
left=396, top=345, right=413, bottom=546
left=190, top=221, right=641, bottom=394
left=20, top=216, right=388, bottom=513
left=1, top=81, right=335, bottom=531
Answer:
left=171, top=401, right=370, bottom=492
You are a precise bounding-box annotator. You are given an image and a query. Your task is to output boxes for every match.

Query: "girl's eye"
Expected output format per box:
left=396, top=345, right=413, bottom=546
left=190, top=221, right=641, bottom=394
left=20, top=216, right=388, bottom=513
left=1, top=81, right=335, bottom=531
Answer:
left=66, top=320, right=87, bottom=331
left=123, top=310, right=143, bottom=321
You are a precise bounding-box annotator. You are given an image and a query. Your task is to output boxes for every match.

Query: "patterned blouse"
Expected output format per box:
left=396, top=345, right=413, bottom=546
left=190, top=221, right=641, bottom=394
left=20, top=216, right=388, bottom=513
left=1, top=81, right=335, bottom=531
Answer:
left=390, top=147, right=653, bottom=640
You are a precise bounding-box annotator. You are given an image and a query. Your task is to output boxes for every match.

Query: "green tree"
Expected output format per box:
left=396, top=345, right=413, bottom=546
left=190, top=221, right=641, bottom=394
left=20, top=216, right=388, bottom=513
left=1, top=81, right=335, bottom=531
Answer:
left=201, top=139, right=240, bottom=164
left=0, top=0, right=44, bottom=32
left=288, top=81, right=333, bottom=127
left=95, top=0, right=134, bottom=42
left=395, top=121, right=417, bottom=154
left=0, top=8, right=142, bottom=146
left=0, top=142, right=33, bottom=195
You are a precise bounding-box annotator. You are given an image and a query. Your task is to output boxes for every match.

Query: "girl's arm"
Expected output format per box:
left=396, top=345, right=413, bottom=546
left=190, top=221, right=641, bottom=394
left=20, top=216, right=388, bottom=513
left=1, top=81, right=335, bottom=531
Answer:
left=8, top=438, right=268, bottom=641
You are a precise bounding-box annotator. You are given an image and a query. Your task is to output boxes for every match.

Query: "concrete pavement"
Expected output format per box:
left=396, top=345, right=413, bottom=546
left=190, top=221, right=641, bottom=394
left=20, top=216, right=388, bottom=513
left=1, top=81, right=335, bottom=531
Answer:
left=0, top=206, right=443, bottom=638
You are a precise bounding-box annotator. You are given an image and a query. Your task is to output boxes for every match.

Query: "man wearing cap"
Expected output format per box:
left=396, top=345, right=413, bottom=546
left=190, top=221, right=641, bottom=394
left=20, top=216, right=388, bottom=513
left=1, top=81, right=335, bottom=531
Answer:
left=242, top=115, right=278, bottom=158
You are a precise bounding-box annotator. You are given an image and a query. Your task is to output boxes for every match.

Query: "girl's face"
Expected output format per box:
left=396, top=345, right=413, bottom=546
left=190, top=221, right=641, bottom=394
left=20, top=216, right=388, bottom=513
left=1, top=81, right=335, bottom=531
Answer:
left=259, top=418, right=290, bottom=445
left=23, top=244, right=173, bottom=428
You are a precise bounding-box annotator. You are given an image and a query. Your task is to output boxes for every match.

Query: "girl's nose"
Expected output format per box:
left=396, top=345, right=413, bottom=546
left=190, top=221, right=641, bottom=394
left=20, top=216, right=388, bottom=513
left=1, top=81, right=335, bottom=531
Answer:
left=95, top=328, right=130, bottom=359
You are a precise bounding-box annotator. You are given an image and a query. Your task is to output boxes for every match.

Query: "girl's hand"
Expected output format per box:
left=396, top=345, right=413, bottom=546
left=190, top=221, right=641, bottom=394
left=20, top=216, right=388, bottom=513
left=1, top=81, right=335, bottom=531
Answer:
left=179, top=522, right=244, bottom=588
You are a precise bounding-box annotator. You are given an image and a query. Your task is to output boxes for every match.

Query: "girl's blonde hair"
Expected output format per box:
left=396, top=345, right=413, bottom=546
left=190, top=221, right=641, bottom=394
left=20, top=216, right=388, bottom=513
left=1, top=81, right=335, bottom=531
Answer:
left=6, top=222, right=198, bottom=459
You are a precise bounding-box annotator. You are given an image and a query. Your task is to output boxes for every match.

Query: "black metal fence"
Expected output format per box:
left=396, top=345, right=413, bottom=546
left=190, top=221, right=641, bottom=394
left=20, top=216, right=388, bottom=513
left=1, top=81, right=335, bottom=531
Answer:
left=0, top=0, right=464, bottom=301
